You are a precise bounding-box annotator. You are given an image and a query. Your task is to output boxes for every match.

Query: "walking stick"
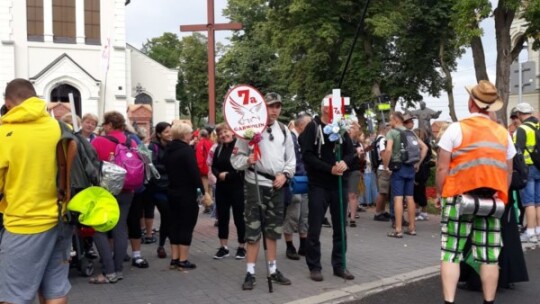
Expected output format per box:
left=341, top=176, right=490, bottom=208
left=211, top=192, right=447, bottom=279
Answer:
left=254, top=166, right=273, bottom=293
left=336, top=144, right=347, bottom=273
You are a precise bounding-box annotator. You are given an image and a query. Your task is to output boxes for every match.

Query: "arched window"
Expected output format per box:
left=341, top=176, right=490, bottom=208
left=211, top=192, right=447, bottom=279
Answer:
left=53, top=0, right=76, bottom=43
left=27, top=0, right=44, bottom=41
left=50, top=84, right=81, bottom=117
left=135, top=93, right=153, bottom=106
left=85, top=0, right=100, bottom=45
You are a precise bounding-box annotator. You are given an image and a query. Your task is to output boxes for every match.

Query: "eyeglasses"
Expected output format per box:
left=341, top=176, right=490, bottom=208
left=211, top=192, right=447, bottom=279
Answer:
left=266, top=127, right=274, bottom=141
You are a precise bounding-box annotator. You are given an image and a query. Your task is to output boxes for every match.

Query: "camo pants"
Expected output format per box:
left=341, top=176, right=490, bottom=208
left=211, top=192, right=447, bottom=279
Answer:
left=244, top=182, right=284, bottom=242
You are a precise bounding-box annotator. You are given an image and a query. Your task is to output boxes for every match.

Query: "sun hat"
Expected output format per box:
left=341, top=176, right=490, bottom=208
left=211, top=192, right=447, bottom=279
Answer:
left=68, top=186, right=120, bottom=232
left=465, top=80, right=503, bottom=112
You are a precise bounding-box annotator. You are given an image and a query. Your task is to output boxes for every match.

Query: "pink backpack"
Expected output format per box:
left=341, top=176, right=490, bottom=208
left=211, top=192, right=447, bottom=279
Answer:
left=104, top=135, right=145, bottom=191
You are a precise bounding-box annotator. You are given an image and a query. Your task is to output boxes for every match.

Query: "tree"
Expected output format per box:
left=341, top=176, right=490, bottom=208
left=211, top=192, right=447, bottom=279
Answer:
left=141, top=32, right=182, bottom=69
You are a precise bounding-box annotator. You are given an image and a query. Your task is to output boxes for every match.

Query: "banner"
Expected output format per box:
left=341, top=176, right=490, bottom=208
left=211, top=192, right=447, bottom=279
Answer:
left=223, top=85, right=268, bottom=139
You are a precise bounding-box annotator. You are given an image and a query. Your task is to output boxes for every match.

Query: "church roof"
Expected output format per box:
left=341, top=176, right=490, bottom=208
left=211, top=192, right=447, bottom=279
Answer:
left=30, top=53, right=100, bottom=83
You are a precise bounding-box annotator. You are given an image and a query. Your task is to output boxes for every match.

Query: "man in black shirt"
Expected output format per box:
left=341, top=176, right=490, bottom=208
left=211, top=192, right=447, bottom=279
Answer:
left=299, top=97, right=357, bottom=282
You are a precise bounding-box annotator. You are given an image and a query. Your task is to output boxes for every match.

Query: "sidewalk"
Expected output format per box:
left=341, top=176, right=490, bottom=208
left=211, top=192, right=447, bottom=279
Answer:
left=67, top=208, right=442, bottom=304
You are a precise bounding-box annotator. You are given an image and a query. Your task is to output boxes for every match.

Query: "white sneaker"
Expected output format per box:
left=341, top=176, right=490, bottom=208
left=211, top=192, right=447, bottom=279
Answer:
left=530, top=234, right=538, bottom=243
left=520, top=233, right=538, bottom=244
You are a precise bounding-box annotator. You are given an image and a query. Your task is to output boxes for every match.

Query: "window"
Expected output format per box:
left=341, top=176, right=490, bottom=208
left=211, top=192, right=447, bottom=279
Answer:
left=84, top=0, right=100, bottom=45
left=53, top=0, right=76, bottom=43
left=27, top=0, right=44, bottom=41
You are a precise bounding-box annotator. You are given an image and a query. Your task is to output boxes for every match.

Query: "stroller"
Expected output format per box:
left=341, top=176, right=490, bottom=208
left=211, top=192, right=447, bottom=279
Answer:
left=70, top=223, right=96, bottom=277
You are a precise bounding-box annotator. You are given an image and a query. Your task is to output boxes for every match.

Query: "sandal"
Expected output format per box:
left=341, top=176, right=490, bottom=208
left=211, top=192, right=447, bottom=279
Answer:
left=387, top=231, right=403, bottom=238
left=405, top=230, right=417, bottom=236
left=89, top=273, right=118, bottom=284
left=132, top=257, right=149, bottom=268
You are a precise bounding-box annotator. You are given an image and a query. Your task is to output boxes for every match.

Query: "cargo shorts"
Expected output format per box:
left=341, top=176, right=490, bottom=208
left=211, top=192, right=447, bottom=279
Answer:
left=244, top=182, right=284, bottom=242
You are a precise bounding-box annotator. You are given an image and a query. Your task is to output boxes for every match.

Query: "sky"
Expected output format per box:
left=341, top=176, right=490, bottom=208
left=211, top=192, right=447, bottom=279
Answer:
left=125, top=1, right=508, bottom=122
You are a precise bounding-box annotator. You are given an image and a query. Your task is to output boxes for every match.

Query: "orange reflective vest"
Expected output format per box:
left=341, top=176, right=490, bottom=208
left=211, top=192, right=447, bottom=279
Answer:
left=442, top=116, right=509, bottom=203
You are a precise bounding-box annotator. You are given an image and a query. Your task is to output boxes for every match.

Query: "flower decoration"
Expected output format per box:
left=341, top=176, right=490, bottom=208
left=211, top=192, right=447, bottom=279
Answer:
left=323, top=119, right=350, bottom=143
left=244, top=128, right=262, bottom=161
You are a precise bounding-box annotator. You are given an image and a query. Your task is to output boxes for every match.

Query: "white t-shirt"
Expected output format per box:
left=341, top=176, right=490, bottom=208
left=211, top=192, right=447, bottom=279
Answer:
left=438, top=113, right=516, bottom=160
left=376, top=135, right=386, bottom=170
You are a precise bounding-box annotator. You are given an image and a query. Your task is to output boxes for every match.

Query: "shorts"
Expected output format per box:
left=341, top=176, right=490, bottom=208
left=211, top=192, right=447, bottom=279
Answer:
left=440, top=198, right=502, bottom=264
left=283, top=193, right=309, bottom=234
left=244, top=182, right=284, bottom=242
left=521, top=165, right=540, bottom=206
left=348, top=171, right=362, bottom=194
left=377, top=169, right=390, bottom=195
left=0, top=224, right=72, bottom=304
left=390, top=164, right=415, bottom=197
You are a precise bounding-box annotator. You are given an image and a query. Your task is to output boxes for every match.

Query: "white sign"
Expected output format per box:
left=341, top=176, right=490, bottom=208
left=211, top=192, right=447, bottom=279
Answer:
left=223, top=85, right=268, bottom=139
left=323, top=89, right=350, bottom=123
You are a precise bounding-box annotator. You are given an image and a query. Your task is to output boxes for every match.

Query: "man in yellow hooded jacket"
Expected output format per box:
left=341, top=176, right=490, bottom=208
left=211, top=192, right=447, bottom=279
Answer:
left=0, top=79, right=72, bottom=304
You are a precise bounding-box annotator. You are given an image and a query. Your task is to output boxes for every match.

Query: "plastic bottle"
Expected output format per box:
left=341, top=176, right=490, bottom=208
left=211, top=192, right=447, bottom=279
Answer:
left=108, top=152, right=115, bottom=162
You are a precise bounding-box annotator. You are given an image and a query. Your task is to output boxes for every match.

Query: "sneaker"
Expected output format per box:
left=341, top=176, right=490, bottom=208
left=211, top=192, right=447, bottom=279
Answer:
left=286, top=247, right=300, bottom=260
left=116, top=271, right=124, bottom=281
left=178, top=260, right=197, bottom=270
left=374, top=213, right=390, bottom=222
left=169, top=259, right=180, bottom=270
left=142, top=235, right=157, bottom=244
left=214, top=247, right=230, bottom=260
left=242, top=272, right=256, bottom=290
left=270, top=269, right=291, bottom=285
left=157, top=246, right=167, bottom=259
left=131, top=256, right=149, bottom=268
left=235, top=247, right=246, bottom=260
left=322, top=217, right=332, bottom=228
left=415, top=214, right=427, bottom=221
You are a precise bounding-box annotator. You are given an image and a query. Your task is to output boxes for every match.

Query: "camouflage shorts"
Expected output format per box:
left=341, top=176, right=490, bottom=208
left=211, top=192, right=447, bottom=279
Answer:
left=244, top=182, right=284, bottom=242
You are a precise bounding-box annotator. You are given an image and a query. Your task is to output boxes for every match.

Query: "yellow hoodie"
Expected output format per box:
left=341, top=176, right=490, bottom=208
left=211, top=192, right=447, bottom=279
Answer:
left=0, top=97, right=61, bottom=234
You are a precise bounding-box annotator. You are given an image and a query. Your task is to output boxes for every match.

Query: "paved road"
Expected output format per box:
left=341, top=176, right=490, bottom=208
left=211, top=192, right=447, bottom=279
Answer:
left=352, top=249, right=539, bottom=304
left=66, top=207, right=443, bottom=304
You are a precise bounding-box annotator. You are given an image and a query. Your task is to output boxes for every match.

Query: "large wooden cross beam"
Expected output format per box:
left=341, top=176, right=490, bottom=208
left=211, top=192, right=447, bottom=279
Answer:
left=180, top=0, right=242, bottom=125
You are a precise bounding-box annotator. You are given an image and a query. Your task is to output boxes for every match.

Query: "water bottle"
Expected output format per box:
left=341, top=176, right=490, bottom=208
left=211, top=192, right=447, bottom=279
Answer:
left=196, top=188, right=202, bottom=207
left=108, top=152, right=115, bottom=162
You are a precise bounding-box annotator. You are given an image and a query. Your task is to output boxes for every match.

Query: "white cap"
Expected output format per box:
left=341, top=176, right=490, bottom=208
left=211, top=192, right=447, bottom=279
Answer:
left=515, top=102, right=534, bottom=114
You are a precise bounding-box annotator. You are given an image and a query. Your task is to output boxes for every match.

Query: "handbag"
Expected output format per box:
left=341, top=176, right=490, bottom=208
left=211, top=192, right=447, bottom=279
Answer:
left=388, top=161, right=401, bottom=171
left=290, top=176, right=308, bottom=194
left=456, top=194, right=505, bottom=218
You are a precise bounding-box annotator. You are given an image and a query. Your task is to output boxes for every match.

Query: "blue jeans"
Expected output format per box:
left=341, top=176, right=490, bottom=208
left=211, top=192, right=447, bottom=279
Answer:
left=521, top=165, right=540, bottom=206
left=390, top=164, right=415, bottom=197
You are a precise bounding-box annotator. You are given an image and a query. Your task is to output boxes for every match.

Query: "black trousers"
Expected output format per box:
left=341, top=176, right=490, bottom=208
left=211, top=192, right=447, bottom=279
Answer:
left=215, top=185, right=245, bottom=244
left=168, top=193, right=199, bottom=246
left=305, top=184, right=348, bottom=272
left=127, top=191, right=144, bottom=239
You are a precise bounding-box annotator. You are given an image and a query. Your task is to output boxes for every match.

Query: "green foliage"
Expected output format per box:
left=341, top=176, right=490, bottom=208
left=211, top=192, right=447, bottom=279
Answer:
left=141, top=32, right=182, bottom=69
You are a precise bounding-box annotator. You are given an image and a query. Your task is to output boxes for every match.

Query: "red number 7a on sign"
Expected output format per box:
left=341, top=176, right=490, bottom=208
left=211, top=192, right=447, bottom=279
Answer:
left=323, top=89, right=350, bottom=123
left=238, top=90, right=258, bottom=105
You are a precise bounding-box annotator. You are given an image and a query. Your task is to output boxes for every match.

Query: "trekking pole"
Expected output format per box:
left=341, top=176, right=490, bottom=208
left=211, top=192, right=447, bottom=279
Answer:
left=253, top=166, right=273, bottom=293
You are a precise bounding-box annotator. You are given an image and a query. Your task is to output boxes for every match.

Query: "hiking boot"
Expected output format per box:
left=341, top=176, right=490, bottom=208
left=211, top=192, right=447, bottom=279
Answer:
left=310, top=270, right=323, bottom=282
left=178, top=260, right=197, bottom=270
left=242, top=272, right=256, bottom=290
left=270, top=269, right=291, bottom=285
left=286, top=247, right=300, bottom=260
left=213, top=247, right=230, bottom=260
left=374, top=213, right=390, bottom=222
left=333, top=268, right=355, bottom=280
left=235, top=247, right=246, bottom=260
left=322, top=217, right=332, bottom=228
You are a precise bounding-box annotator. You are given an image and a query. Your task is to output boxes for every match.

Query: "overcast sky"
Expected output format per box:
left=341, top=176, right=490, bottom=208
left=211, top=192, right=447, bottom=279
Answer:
left=126, top=1, right=508, bottom=121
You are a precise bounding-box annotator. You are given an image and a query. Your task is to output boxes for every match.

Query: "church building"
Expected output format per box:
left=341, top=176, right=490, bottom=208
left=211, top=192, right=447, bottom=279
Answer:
left=0, top=0, right=179, bottom=136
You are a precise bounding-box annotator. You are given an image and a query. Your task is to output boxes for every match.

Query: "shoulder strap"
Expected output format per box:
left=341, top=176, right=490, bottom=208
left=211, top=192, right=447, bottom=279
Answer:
left=397, top=129, right=408, bottom=148
left=103, top=135, right=120, bottom=145
left=56, top=121, right=78, bottom=204
left=277, top=121, right=287, bottom=144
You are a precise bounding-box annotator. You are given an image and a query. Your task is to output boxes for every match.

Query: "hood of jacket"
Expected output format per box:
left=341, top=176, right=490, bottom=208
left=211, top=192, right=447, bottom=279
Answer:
left=1, top=96, right=51, bottom=124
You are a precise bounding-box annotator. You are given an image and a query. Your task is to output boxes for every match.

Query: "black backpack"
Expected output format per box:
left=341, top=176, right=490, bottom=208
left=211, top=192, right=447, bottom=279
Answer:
left=511, top=148, right=529, bottom=190
left=370, top=136, right=384, bottom=171
left=398, top=129, right=421, bottom=164
left=522, top=122, right=540, bottom=170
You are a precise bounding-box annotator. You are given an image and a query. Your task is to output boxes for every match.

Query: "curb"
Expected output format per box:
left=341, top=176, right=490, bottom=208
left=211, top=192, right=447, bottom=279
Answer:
left=285, top=265, right=440, bottom=304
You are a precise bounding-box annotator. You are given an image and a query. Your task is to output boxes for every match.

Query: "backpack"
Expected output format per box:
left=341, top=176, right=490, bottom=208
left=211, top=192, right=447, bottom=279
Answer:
left=397, top=129, right=421, bottom=164
left=511, top=148, right=529, bottom=190
left=370, top=136, right=384, bottom=171
left=57, top=121, right=102, bottom=195
left=522, top=122, right=540, bottom=169
left=104, top=135, right=145, bottom=191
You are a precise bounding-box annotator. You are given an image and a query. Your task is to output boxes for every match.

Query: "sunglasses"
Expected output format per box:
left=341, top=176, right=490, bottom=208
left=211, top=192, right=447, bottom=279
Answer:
left=266, top=127, right=274, bottom=141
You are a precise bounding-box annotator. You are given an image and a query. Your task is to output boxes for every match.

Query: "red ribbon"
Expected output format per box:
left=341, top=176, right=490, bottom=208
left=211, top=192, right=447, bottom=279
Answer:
left=250, top=143, right=261, bottom=162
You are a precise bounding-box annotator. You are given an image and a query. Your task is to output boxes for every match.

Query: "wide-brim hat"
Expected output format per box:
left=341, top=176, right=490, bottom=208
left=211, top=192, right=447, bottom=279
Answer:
left=403, top=113, right=415, bottom=122
left=465, top=80, right=503, bottom=112
left=68, top=186, right=120, bottom=232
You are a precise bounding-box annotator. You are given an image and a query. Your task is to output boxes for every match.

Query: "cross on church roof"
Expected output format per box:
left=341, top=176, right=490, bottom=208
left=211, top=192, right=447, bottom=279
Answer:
left=180, top=0, right=242, bottom=124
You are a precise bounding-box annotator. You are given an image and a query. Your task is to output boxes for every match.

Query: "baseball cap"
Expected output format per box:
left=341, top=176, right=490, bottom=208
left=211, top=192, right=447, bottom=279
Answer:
left=265, top=92, right=282, bottom=105
left=403, top=113, right=415, bottom=122
left=515, top=102, right=534, bottom=114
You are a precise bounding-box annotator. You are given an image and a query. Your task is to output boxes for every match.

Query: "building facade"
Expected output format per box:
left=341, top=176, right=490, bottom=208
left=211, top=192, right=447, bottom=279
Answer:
left=0, top=0, right=179, bottom=133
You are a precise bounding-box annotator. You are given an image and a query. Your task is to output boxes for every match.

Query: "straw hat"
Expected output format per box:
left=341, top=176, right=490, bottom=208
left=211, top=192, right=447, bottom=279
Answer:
left=465, top=80, right=503, bottom=112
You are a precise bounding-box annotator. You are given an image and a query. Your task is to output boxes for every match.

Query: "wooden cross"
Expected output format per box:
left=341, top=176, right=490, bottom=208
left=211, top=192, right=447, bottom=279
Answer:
left=180, top=0, right=242, bottom=124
